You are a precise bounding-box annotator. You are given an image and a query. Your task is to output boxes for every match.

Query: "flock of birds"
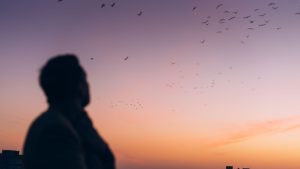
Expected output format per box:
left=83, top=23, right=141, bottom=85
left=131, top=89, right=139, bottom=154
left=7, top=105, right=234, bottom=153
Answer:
left=110, top=99, right=144, bottom=112
left=56, top=0, right=300, bottom=47
left=57, top=0, right=144, bottom=16
left=83, top=1, right=300, bottom=61
left=193, top=2, right=285, bottom=45
left=56, top=0, right=300, bottom=110
left=55, top=0, right=300, bottom=44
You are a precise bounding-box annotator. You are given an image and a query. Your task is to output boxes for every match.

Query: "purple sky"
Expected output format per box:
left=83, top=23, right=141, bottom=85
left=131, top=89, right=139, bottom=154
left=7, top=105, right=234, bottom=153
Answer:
left=2, top=0, right=300, bottom=169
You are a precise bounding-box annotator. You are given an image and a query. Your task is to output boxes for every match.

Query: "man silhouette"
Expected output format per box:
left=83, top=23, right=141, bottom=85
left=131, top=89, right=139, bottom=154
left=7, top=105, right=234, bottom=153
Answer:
left=23, top=55, right=115, bottom=169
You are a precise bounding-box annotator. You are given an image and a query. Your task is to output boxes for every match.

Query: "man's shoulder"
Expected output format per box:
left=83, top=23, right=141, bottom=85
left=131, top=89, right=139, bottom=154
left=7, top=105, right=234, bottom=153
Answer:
left=23, top=110, right=87, bottom=169
left=32, top=110, right=71, bottom=130
left=25, top=110, right=79, bottom=142
left=24, top=110, right=81, bottom=153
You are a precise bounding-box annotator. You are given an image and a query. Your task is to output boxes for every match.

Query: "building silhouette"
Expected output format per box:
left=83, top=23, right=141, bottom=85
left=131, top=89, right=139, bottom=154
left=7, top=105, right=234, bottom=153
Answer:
left=226, top=166, right=250, bottom=169
left=0, top=150, right=23, bottom=169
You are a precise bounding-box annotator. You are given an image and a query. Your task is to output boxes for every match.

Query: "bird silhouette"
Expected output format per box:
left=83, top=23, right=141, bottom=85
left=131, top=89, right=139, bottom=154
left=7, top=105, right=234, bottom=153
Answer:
left=295, top=12, right=300, bottom=15
left=58, top=0, right=63, bottom=2
left=192, top=6, right=197, bottom=11
left=258, top=23, right=267, bottom=26
left=248, top=27, right=255, bottom=30
left=111, top=2, right=116, bottom=7
left=216, top=4, right=223, bottom=10
left=228, top=16, right=236, bottom=20
left=249, top=20, right=254, bottom=23
left=202, top=20, right=209, bottom=24
left=232, top=11, right=238, bottom=15
left=101, top=3, right=106, bottom=8
left=243, top=15, right=251, bottom=19
left=219, top=18, right=226, bottom=23
left=124, top=56, right=129, bottom=61
left=272, top=6, right=278, bottom=10
left=268, top=2, right=276, bottom=6
left=90, top=57, right=94, bottom=60
left=259, top=13, right=266, bottom=17
left=137, top=11, right=143, bottom=16
left=201, top=40, right=206, bottom=44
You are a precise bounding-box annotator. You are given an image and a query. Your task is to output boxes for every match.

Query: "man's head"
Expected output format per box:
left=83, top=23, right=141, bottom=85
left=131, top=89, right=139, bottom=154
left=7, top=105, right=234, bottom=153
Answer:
left=39, top=54, right=90, bottom=107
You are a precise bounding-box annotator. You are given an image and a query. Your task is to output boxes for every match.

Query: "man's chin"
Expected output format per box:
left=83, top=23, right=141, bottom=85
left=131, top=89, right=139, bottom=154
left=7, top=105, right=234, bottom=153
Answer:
left=82, top=98, right=90, bottom=107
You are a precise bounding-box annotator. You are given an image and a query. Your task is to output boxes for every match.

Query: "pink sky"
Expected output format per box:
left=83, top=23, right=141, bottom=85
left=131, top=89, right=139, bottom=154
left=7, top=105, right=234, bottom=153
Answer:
left=1, top=0, right=300, bottom=169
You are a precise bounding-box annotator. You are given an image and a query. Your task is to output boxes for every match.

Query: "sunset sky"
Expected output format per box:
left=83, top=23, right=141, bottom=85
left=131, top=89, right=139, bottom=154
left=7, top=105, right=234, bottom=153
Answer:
left=1, top=0, right=300, bottom=169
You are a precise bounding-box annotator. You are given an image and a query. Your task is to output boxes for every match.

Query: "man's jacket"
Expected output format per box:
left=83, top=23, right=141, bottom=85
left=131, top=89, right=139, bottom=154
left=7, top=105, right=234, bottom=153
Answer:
left=23, top=110, right=115, bottom=169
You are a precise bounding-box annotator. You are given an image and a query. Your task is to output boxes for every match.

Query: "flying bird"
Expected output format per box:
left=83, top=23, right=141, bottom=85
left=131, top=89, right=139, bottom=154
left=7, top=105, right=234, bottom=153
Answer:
left=111, top=2, right=116, bottom=7
left=272, top=6, right=278, bottom=10
left=219, top=18, right=226, bottom=23
left=258, top=23, right=267, bottom=26
left=276, top=27, right=282, bottom=30
left=137, top=11, right=143, bottom=16
left=124, top=56, right=129, bottom=61
left=259, top=13, right=266, bottom=17
left=201, top=40, right=206, bottom=44
left=249, top=20, right=254, bottom=23
left=58, top=0, right=63, bottom=2
left=90, top=57, right=94, bottom=60
left=202, top=20, right=209, bottom=24
left=296, top=12, right=300, bottom=15
left=101, top=3, right=106, bottom=8
left=248, top=27, right=254, bottom=30
left=243, top=15, right=251, bottom=19
left=192, top=6, right=197, bottom=11
left=232, top=11, right=238, bottom=15
left=216, top=4, right=223, bottom=9
left=268, top=2, right=276, bottom=6
left=228, top=16, right=236, bottom=20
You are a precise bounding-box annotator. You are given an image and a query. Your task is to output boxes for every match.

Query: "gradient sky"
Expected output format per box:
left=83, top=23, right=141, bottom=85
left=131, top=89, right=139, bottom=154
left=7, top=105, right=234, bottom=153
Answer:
left=1, top=0, right=300, bottom=169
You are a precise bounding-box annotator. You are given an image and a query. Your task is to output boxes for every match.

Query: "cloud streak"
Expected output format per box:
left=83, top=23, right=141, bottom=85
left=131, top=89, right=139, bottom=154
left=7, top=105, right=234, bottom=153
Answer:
left=209, top=116, right=300, bottom=148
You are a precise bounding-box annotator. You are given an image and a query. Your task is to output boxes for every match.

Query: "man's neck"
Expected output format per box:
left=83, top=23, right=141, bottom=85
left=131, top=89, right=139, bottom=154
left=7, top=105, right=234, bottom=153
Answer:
left=48, top=98, right=84, bottom=119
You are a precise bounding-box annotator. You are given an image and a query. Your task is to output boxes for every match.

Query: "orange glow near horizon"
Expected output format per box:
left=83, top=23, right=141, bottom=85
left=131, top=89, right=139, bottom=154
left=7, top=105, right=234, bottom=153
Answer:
left=2, top=1, right=300, bottom=169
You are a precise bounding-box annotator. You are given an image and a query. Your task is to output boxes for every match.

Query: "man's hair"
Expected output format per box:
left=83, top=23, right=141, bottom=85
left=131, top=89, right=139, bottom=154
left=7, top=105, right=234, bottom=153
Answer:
left=39, top=54, right=86, bottom=102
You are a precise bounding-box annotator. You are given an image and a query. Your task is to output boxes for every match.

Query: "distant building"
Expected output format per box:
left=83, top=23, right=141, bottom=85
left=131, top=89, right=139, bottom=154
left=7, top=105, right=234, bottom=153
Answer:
left=226, top=166, right=233, bottom=169
left=0, top=150, right=23, bottom=169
